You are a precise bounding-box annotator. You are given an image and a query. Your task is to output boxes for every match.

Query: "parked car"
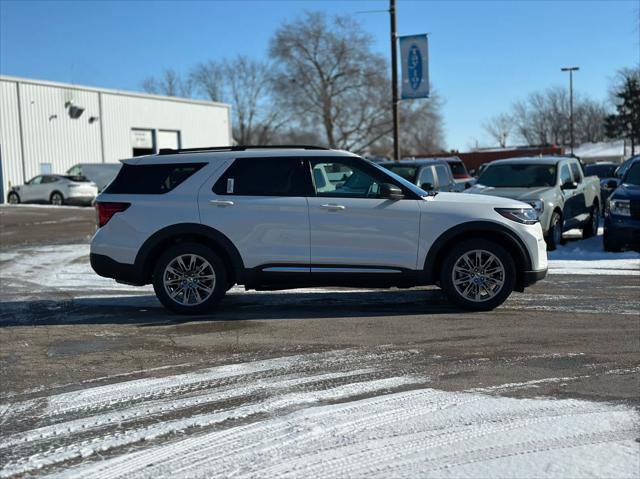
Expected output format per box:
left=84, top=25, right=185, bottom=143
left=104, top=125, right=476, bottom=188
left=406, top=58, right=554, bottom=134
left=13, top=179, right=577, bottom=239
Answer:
left=445, top=157, right=475, bottom=190
left=379, top=159, right=458, bottom=193
left=7, top=174, right=98, bottom=206
left=603, top=157, right=640, bottom=251
left=90, top=146, right=547, bottom=315
left=585, top=162, right=621, bottom=205
left=66, top=163, right=122, bottom=192
left=465, top=156, right=601, bottom=250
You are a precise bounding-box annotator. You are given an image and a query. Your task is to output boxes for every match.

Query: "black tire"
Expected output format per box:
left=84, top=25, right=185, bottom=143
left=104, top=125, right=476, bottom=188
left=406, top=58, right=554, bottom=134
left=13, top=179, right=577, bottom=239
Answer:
left=50, top=191, right=64, bottom=206
left=545, top=211, right=565, bottom=251
left=7, top=192, right=20, bottom=204
left=582, top=203, right=599, bottom=239
left=152, top=242, right=227, bottom=315
left=603, top=231, right=622, bottom=252
left=440, top=239, right=516, bottom=311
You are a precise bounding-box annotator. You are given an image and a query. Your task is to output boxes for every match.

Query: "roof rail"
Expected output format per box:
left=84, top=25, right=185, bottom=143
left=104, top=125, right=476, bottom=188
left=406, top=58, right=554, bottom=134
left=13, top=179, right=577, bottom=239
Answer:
left=157, top=145, right=329, bottom=155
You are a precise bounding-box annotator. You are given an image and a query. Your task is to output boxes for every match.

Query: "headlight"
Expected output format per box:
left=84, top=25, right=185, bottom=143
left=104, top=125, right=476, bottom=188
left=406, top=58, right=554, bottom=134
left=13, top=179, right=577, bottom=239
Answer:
left=609, top=199, right=630, bottom=216
left=495, top=207, right=539, bottom=225
left=527, top=200, right=544, bottom=214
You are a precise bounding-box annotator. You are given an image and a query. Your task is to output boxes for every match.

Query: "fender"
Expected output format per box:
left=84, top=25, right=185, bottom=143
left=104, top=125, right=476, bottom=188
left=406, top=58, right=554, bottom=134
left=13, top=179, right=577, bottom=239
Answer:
left=134, top=223, right=245, bottom=282
left=423, top=220, right=533, bottom=283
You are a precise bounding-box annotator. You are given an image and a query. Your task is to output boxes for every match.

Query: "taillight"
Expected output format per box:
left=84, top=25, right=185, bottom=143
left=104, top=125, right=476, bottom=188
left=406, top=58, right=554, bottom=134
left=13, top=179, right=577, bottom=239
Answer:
left=96, top=202, right=130, bottom=227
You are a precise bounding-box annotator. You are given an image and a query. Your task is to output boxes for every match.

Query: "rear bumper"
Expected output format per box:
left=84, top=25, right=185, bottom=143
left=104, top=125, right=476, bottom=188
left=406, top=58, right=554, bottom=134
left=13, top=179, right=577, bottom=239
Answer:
left=90, top=253, right=146, bottom=286
left=522, top=268, right=547, bottom=288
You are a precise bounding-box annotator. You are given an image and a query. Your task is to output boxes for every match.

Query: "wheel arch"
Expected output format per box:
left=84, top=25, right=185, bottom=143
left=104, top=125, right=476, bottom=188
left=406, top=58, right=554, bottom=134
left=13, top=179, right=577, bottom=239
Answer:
left=423, top=221, right=533, bottom=292
left=135, top=223, right=245, bottom=285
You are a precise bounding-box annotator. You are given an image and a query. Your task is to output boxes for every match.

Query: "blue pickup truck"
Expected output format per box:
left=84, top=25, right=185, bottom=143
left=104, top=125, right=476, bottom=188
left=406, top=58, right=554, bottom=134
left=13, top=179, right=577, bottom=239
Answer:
left=603, top=157, right=640, bottom=251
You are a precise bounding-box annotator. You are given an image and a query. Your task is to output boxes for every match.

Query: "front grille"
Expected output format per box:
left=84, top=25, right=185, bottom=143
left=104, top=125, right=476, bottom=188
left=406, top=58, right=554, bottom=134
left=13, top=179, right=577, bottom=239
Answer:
left=631, top=200, right=640, bottom=219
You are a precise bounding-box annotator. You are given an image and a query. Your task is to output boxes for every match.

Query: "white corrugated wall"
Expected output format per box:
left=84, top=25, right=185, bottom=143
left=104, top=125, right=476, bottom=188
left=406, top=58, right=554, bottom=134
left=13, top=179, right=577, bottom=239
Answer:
left=101, top=93, right=231, bottom=163
left=0, top=80, right=24, bottom=199
left=0, top=76, right=231, bottom=203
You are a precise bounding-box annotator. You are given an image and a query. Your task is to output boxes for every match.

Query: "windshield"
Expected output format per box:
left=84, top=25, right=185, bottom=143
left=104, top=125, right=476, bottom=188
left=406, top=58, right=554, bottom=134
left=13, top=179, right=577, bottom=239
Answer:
left=623, top=162, right=640, bottom=185
left=478, top=164, right=557, bottom=188
left=381, top=165, right=418, bottom=182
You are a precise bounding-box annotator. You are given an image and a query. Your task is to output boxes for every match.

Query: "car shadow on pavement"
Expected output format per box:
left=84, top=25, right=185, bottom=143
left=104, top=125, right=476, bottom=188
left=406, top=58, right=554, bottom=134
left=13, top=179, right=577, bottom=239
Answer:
left=0, top=288, right=469, bottom=327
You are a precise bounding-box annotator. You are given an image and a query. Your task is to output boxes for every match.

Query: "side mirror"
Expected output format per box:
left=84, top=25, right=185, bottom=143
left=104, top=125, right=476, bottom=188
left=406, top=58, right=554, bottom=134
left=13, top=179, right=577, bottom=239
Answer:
left=606, top=179, right=619, bottom=189
left=561, top=181, right=578, bottom=190
left=421, top=182, right=434, bottom=191
left=380, top=183, right=404, bottom=200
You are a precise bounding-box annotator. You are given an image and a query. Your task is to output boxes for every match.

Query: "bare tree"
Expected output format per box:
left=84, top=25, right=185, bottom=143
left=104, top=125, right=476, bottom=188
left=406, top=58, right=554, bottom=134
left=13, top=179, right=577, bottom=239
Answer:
left=270, top=12, right=394, bottom=153
left=141, top=69, right=193, bottom=97
left=400, top=93, right=446, bottom=155
left=224, top=56, right=286, bottom=145
left=483, top=113, right=513, bottom=147
left=508, top=86, right=607, bottom=146
left=190, top=61, right=225, bottom=102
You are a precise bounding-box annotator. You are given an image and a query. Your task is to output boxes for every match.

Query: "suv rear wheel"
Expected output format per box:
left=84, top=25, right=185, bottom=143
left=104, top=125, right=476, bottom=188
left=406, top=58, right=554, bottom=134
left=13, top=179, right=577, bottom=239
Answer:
left=440, top=239, right=516, bottom=311
left=152, top=242, right=227, bottom=315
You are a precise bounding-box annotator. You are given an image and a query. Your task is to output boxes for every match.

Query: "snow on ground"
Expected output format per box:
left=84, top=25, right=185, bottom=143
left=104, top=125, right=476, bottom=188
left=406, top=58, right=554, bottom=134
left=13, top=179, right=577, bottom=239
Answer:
left=1, top=233, right=637, bottom=300
left=548, top=226, right=639, bottom=275
left=0, top=350, right=637, bottom=478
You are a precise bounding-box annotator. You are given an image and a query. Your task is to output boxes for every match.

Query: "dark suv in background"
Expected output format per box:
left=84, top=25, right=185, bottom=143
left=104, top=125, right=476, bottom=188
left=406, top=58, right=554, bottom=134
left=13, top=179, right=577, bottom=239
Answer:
left=380, top=159, right=458, bottom=193
left=604, top=157, right=640, bottom=251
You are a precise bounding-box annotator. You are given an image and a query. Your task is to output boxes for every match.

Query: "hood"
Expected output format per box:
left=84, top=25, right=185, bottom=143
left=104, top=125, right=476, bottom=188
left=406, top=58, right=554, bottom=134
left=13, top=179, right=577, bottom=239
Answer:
left=465, top=185, right=554, bottom=201
left=431, top=192, right=527, bottom=209
left=611, top=183, right=640, bottom=201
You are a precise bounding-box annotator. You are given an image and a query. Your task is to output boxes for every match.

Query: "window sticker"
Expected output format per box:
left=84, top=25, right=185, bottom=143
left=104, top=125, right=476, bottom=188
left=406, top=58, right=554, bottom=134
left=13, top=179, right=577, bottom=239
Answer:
left=227, top=178, right=235, bottom=194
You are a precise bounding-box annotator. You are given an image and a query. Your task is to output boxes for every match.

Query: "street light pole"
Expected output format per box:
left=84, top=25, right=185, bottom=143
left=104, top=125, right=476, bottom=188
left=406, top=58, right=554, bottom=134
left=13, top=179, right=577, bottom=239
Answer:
left=390, top=0, right=400, bottom=162
left=561, top=66, right=579, bottom=155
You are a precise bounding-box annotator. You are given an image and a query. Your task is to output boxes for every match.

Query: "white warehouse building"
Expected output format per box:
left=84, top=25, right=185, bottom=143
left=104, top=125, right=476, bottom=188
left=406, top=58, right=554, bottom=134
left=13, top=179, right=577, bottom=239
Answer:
left=0, top=75, right=232, bottom=202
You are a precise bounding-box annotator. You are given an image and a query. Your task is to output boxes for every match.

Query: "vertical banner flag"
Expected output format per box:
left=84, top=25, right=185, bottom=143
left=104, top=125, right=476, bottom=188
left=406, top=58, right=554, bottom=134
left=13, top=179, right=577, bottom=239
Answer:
left=400, top=34, right=429, bottom=99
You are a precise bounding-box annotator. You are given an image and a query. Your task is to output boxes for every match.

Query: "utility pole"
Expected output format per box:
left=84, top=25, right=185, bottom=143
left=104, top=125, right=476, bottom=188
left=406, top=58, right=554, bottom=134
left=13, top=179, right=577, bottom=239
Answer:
left=561, top=66, right=579, bottom=155
left=390, top=0, right=400, bottom=162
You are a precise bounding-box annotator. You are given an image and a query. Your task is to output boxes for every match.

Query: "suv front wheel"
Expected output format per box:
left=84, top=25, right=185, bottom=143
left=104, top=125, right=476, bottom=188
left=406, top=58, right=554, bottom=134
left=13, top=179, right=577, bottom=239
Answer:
left=440, top=239, right=516, bottom=311
left=152, top=242, right=227, bottom=315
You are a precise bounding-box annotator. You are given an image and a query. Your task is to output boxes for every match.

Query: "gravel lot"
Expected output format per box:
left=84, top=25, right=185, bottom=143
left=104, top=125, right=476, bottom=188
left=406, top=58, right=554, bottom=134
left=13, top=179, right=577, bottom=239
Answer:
left=0, top=205, right=638, bottom=478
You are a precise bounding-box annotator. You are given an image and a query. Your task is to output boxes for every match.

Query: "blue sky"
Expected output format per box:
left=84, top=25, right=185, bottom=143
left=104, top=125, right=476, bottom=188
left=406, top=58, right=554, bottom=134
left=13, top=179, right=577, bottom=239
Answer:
left=1, top=0, right=638, bottom=149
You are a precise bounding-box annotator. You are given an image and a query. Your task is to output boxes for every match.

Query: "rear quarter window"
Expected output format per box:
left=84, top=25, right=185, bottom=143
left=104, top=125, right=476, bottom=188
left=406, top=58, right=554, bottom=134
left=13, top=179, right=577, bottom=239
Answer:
left=104, top=163, right=205, bottom=194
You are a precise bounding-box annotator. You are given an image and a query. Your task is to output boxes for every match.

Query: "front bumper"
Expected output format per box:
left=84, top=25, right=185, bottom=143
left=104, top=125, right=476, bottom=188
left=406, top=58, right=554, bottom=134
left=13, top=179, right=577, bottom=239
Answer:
left=522, top=268, right=548, bottom=288
left=604, top=215, right=640, bottom=249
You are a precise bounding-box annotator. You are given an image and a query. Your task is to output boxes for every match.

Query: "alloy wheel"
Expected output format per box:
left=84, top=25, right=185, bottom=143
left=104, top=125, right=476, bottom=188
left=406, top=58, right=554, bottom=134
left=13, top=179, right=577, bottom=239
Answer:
left=451, top=249, right=505, bottom=302
left=163, top=254, right=216, bottom=306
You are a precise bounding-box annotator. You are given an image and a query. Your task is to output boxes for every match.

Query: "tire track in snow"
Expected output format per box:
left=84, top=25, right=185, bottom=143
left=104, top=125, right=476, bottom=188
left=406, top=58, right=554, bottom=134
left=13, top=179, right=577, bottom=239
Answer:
left=1, top=377, right=420, bottom=478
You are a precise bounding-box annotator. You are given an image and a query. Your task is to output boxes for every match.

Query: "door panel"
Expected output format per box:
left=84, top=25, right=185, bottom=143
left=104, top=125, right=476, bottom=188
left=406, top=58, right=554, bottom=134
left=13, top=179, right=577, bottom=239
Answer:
left=308, top=197, right=421, bottom=269
left=307, top=158, right=421, bottom=270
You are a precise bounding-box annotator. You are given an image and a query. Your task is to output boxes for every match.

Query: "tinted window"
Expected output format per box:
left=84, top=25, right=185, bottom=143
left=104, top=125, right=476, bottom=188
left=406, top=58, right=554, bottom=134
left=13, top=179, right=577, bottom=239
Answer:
left=478, top=164, right=556, bottom=188
left=42, top=176, right=58, bottom=183
left=434, top=165, right=451, bottom=186
left=584, top=164, right=617, bottom=178
left=623, top=162, right=640, bottom=185
left=569, top=162, right=583, bottom=183
left=105, top=163, right=205, bottom=194
left=448, top=161, right=468, bottom=176
left=213, top=158, right=311, bottom=196
left=559, top=164, right=572, bottom=185
left=418, top=167, right=435, bottom=188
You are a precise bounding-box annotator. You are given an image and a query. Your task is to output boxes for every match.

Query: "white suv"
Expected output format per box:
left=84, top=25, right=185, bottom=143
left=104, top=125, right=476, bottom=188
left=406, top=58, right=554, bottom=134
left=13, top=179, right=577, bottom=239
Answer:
left=90, top=146, right=548, bottom=314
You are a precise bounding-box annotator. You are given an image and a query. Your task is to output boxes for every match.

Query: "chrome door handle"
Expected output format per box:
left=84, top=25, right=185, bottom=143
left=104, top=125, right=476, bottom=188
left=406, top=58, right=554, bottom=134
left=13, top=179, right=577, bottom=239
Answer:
left=320, top=204, right=346, bottom=211
left=209, top=199, right=234, bottom=207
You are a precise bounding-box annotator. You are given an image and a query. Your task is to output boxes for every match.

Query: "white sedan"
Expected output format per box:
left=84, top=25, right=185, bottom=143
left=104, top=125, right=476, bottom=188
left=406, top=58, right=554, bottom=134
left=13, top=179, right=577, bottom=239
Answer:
left=7, top=174, right=98, bottom=206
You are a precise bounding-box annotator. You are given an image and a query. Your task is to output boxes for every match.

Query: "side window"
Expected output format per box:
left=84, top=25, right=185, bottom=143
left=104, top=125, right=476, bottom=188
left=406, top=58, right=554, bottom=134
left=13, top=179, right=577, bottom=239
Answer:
left=310, top=159, right=385, bottom=198
left=105, top=163, right=205, bottom=194
left=434, top=165, right=451, bottom=186
left=27, top=176, right=43, bottom=185
left=559, top=164, right=572, bottom=185
left=418, top=166, right=435, bottom=189
left=68, top=166, right=81, bottom=176
left=213, top=157, right=311, bottom=196
left=42, top=176, right=58, bottom=183
left=569, top=162, right=583, bottom=183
